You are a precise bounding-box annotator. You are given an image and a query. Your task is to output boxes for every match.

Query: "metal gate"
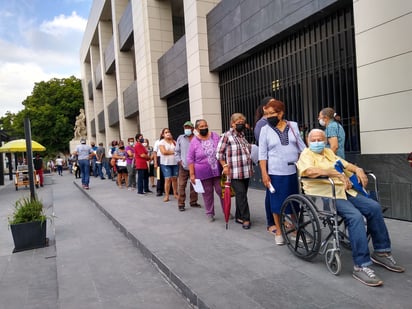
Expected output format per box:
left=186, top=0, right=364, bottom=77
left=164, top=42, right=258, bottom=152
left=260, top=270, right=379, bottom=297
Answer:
left=167, top=86, right=190, bottom=138
left=219, top=5, right=359, bottom=153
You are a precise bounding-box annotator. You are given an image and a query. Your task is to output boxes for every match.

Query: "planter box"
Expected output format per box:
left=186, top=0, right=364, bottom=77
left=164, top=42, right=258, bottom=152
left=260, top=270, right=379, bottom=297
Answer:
left=10, top=221, right=47, bottom=253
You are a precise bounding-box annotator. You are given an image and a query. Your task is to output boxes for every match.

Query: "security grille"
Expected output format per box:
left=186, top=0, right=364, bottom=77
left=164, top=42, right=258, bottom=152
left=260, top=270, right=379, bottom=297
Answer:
left=167, top=86, right=190, bottom=139
left=219, top=6, right=359, bottom=153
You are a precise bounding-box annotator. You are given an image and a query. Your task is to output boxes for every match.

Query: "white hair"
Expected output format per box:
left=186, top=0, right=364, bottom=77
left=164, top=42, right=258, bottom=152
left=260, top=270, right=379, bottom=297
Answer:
left=308, top=128, right=326, bottom=140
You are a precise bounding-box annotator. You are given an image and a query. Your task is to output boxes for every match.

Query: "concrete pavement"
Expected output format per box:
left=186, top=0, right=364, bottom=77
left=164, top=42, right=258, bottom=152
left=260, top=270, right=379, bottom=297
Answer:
left=0, top=174, right=190, bottom=309
left=0, top=172, right=411, bottom=308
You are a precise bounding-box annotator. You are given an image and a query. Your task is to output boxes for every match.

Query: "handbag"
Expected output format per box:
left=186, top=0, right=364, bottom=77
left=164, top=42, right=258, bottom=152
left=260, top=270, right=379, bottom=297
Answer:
left=220, top=173, right=235, bottom=198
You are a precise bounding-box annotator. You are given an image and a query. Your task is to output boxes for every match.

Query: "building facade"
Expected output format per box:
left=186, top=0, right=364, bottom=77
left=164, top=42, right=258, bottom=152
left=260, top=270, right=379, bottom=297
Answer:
left=80, top=0, right=412, bottom=220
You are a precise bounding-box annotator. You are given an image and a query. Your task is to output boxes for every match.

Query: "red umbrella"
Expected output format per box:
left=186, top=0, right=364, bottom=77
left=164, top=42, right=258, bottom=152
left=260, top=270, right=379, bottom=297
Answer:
left=223, top=175, right=232, bottom=229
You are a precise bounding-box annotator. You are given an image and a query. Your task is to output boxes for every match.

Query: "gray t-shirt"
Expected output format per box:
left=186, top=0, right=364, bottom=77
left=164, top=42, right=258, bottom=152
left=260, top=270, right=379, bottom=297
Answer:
left=76, top=144, right=92, bottom=160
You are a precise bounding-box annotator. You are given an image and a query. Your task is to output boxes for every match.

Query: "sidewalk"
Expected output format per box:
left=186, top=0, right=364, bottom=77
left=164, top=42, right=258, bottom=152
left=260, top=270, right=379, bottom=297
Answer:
left=1, top=173, right=411, bottom=308
left=0, top=174, right=190, bottom=309
left=76, top=174, right=412, bottom=309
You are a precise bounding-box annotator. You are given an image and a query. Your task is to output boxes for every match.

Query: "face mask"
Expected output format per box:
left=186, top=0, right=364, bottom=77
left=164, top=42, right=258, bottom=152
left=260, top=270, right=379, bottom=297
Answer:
left=119, top=146, right=125, bottom=150
left=199, top=128, right=209, bottom=136
left=142, top=143, right=147, bottom=147
left=319, top=119, right=326, bottom=127
left=139, top=138, right=144, bottom=143
left=129, top=142, right=134, bottom=146
left=235, top=124, right=245, bottom=132
left=309, top=141, right=325, bottom=153
left=184, top=129, right=192, bottom=136
left=267, top=116, right=280, bottom=127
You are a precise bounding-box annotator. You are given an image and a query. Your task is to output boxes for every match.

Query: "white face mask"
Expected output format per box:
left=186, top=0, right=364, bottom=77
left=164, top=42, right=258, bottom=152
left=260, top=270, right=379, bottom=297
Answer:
left=142, top=143, right=148, bottom=147
left=129, top=142, right=134, bottom=146
left=319, top=119, right=326, bottom=127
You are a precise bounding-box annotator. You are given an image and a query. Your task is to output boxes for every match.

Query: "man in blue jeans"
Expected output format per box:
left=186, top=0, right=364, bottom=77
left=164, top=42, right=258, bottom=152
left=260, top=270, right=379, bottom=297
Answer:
left=75, top=138, right=92, bottom=189
left=297, top=129, right=405, bottom=287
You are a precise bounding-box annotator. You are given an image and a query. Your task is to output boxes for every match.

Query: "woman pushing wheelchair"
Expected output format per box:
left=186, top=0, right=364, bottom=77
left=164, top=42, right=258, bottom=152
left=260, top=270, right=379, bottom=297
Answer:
left=297, top=128, right=405, bottom=287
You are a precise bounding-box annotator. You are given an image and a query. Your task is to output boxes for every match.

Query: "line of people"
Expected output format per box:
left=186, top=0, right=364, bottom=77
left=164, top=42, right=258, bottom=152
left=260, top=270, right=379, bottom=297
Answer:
left=73, top=96, right=404, bottom=287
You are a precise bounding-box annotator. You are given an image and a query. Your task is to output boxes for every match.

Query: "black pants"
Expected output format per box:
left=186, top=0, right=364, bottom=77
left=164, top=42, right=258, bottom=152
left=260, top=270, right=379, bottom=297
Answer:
left=156, top=157, right=165, bottom=194
left=231, top=178, right=251, bottom=222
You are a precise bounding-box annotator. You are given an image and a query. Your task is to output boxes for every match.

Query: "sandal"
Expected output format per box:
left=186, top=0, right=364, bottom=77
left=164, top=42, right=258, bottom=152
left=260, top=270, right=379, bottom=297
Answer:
left=235, top=218, right=244, bottom=225
left=163, top=196, right=169, bottom=202
left=242, top=221, right=251, bottom=229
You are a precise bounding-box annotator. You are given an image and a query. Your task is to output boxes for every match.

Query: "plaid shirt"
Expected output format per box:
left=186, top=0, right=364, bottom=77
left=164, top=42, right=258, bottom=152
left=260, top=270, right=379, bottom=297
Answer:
left=216, top=128, right=253, bottom=179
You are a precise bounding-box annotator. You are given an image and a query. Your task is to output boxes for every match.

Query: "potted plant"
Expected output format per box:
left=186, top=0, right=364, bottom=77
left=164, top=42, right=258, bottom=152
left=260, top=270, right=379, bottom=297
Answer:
left=8, top=196, right=48, bottom=253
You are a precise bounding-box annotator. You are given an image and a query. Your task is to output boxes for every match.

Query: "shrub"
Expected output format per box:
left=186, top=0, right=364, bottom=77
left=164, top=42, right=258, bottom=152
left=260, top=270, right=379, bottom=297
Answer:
left=8, top=196, right=46, bottom=225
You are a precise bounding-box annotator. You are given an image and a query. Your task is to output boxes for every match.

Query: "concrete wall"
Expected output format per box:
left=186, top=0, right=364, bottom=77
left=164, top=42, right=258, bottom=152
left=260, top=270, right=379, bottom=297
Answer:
left=353, top=0, right=412, bottom=154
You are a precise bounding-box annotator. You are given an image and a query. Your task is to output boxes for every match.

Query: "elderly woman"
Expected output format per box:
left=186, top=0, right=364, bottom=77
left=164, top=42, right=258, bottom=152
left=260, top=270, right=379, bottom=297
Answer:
left=318, top=107, right=346, bottom=158
left=258, top=99, right=306, bottom=245
left=216, top=113, right=253, bottom=229
left=254, top=96, right=276, bottom=234
left=188, top=119, right=223, bottom=221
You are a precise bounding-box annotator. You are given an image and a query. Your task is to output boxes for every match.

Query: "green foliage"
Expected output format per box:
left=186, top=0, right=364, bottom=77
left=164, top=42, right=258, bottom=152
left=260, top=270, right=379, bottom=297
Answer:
left=9, top=196, right=46, bottom=225
left=0, top=76, right=84, bottom=155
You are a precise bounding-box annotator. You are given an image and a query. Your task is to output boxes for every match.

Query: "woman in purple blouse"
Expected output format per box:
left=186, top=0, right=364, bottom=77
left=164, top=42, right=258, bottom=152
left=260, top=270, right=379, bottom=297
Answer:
left=188, top=119, right=223, bottom=222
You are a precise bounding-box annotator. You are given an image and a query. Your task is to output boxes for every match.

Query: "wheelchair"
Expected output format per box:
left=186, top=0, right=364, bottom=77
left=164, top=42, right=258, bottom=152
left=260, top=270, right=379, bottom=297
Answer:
left=279, top=165, right=380, bottom=275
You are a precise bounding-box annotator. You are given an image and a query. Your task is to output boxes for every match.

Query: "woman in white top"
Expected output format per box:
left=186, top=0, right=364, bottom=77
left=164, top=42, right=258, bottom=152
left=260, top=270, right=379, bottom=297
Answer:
left=159, top=128, right=178, bottom=202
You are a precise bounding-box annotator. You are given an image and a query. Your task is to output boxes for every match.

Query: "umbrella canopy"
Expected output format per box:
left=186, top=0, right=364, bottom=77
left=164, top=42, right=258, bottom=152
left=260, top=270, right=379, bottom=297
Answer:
left=0, top=139, right=46, bottom=153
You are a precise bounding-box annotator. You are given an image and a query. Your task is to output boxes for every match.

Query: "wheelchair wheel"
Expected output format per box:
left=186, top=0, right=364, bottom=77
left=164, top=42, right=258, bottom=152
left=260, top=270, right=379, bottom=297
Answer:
left=280, top=194, right=321, bottom=261
left=325, top=243, right=342, bottom=275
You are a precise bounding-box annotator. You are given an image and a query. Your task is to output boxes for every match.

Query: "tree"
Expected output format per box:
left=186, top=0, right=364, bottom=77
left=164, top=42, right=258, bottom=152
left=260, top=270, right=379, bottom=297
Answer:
left=0, top=76, right=84, bottom=155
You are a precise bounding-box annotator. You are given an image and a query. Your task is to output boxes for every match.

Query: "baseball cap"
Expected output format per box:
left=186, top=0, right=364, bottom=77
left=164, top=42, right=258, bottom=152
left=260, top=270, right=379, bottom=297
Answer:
left=183, top=121, right=194, bottom=127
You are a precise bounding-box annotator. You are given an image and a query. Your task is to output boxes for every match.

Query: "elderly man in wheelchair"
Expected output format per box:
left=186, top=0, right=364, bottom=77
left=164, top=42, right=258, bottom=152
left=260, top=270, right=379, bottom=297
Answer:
left=295, top=128, right=405, bottom=287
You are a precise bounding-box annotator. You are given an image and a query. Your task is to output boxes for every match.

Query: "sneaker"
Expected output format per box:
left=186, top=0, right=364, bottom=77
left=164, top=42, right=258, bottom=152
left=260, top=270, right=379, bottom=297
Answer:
left=371, top=252, right=405, bottom=273
left=178, top=205, right=185, bottom=212
left=275, top=235, right=285, bottom=246
left=207, top=215, right=215, bottom=222
left=352, top=266, right=383, bottom=287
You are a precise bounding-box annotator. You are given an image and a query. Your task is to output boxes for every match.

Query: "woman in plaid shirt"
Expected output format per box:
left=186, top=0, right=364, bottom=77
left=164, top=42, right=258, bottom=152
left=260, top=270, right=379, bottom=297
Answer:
left=216, top=113, right=253, bottom=229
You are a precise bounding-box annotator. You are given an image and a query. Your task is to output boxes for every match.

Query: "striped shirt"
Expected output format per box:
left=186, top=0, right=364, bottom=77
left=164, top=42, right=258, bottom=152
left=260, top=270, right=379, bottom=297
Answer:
left=216, top=128, right=253, bottom=179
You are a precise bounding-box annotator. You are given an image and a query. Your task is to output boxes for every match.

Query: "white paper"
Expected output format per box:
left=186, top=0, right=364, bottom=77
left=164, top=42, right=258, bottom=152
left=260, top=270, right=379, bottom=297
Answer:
left=191, top=179, right=204, bottom=193
left=117, top=159, right=127, bottom=167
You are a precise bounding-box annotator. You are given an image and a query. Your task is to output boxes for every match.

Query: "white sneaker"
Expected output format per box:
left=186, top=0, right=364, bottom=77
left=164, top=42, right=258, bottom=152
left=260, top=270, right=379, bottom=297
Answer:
left=275, top=235, right=285, bottom=245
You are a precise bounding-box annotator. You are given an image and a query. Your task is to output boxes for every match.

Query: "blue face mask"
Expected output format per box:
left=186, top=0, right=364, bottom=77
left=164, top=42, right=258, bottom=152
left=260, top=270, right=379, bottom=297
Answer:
left=309, top=141, right=325, bottom=153
left=184, top=129, right=192, bottom=136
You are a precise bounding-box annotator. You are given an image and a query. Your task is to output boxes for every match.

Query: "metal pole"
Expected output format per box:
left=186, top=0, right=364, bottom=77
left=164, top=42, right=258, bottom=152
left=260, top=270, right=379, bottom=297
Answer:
left=0, top=133, right=3, bottom=186
left=24, top=118, right=36, bottom=200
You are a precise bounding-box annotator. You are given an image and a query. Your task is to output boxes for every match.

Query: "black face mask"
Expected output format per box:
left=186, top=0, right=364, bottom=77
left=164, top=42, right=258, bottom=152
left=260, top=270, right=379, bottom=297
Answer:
left=267, top=116, right=280, bottom=127
left=139, top=138, right=144, bottom=143
left=199, top=128, right=209, bottom=136
left=119, top=146, right=125, bottom=150
left=235, top=124, right=245, bottom=132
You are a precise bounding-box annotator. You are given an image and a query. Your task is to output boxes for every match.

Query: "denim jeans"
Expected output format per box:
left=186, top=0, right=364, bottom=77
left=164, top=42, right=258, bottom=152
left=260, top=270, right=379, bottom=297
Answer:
left=136, top=169, right=148, bottom=194
left=78, top=159, right=90, bottom=186
left=103, top=160, right=111, bottom=179
left=336, top=194, right=391, bottom=267
left=96, top=162, right=104, bottom=178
